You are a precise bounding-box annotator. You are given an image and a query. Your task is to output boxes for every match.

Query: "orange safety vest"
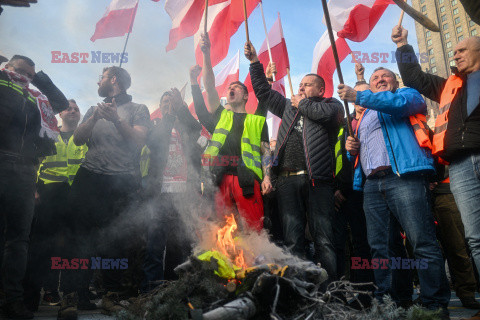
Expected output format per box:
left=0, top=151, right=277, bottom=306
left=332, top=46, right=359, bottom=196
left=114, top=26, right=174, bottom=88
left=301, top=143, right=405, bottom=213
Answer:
left=409, top=113, right=432, bottom=149
left=432, top=75, right=464, bottom=163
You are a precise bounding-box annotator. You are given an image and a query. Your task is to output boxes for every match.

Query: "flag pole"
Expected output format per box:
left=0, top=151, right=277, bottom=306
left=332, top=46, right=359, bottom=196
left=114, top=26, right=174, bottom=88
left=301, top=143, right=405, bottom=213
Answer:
left=242, top=0, right=250, bottom=43
left=320, top=0, right=353, bottom=137
left=204, top=0, right=209, bottom=33
left=398, top=0, right=406, bottom=26
left=286, top=68, right=294, bottom=97
left=119, top=31, right=131, bottom=68
left=259, top=1, right=275, bottom=81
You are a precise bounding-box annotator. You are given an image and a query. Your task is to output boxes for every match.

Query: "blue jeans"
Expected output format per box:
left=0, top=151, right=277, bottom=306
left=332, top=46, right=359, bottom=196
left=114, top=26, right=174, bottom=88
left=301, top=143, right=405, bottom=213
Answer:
left=450, top=153, right=480, bottom=277
left=276, top=175, right=337, bottom=283
left=363, top=173, right=450, bottom=309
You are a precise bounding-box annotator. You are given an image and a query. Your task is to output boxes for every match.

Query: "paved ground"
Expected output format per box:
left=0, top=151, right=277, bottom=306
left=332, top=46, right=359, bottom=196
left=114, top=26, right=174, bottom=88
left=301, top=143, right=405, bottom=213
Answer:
left=2, top=291, right=479, bottom=319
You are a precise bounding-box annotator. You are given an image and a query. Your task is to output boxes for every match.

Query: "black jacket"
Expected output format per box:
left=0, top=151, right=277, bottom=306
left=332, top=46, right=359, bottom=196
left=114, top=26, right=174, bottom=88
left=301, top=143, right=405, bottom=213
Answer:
left=250, top=61, right=344, bottom=182
left=396, top=44, right=480, bottom=162
left=0, top=70, right=68, bottom=162
left=145, top=103, right=203, bottom=195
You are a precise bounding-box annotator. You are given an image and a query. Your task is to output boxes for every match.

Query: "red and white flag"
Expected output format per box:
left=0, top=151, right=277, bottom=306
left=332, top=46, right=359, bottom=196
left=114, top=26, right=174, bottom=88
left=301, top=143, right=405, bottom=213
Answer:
left=311, top=30, right=351, bottom=98
left=194, top=0, right=260, bottom=68
left=91, top=0, right=139, bottom=42
left=324, top=0, right=392, bottom=42
left=243, top=13, right=289, bottom=113
left=188, top=51, right=240, bottom=117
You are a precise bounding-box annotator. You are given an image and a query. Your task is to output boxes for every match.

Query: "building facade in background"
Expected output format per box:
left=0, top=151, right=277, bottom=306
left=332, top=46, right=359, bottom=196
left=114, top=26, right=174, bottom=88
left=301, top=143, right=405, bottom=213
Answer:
left=412, top=0, right=479, bottom=124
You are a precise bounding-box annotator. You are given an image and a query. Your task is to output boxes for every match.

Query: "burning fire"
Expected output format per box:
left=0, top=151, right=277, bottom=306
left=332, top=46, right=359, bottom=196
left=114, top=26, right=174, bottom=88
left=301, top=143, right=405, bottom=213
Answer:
left=215, top=214, right=247, bottom=270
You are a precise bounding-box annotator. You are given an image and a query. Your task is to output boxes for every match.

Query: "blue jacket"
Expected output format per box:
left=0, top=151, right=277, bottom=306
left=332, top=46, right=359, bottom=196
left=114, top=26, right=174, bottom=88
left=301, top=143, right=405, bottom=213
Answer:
left=348, top=87, right=435, bottom=191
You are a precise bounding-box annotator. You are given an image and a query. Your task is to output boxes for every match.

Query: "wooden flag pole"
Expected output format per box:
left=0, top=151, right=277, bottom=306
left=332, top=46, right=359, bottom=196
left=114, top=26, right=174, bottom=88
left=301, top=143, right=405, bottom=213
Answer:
left=242, top=0, right=250, bottom=43
left=259, top=1, right=276, bottom=82
left=204, top=0, right=209, bottom=33
left=398, top=0, right=406, bottom=26
left=286, top=68, right=294, bottom=97
left=320, top=0, right=353, bottom=137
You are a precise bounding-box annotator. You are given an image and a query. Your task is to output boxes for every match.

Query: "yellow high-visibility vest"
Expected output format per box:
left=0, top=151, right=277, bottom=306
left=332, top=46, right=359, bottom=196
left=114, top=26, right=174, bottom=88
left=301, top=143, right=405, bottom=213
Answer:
left=204, top=109, right=265, bottom=180
left=38, top=134, right=87, bottom=185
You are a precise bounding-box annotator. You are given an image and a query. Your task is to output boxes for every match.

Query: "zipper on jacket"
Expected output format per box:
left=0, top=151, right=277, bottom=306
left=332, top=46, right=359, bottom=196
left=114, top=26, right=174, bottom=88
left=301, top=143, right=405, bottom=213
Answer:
left=274, top=108, right=299, bottom=167
left=380, top=113, right=400, bottom=177
left=302, top=116, right=314, bottom=185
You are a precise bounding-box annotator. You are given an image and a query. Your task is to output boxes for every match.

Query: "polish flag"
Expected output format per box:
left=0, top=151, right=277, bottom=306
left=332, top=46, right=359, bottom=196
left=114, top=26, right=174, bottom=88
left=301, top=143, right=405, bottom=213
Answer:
left=324, top=0, right=392, bottom=42
left=194, top=0, right=260, bottom=68
left=243, top=13, right=290, bottom=113
left=257, top=13, right=289, bottom=80
left=165, top=0, right=229, bottom=51
left=91, top=0, right=139, bottom=42
left=311, top=30, right=351, bottom=98
left=188, top=51, right=240, bottom=117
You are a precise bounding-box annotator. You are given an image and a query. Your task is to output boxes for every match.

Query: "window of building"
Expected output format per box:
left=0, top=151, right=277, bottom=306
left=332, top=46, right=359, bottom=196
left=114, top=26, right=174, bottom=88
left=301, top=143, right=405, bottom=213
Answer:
left=429, top=48, right=434, bottom=56
left=472, top=29, right=478, bottom=36
left=470, top=20, right=475, bottom=27
left=439, top=0, right=444, bottom=3
left=448, top=50, right=454, bottom=57
left=441, top=15, right=447, bottom=22
left=458, top=35, right=464, bottom=41
left=440, top=6, right=446, bottom=13
left=444, top=32, right=450, bottom=39
left=443, top=23, right=449, bottom=30
left=451, top=0, right=457, bottom=5
left=426, top=30, right=431, bottom=37
left=453, top=8, right=459, bottom=15
left=449, top=60, right=456, bottom=67
left=446, top=41, right=452, bottom=48
left=430, top=57, right=436, bottom=65
left=421, top=5, right=427, bottom=12
left=427, top=39, right=433, bottom=46
left=420, top=0, right=425, bottom=3
left=457, top=26, right=463, bottom=33
left=431, top=66, right=437, bottom=74
left=455, top=17, right=460, bottom=24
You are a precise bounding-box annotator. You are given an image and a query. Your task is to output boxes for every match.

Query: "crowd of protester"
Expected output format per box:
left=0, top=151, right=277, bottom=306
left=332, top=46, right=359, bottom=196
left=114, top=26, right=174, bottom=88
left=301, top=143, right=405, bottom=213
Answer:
left=0, top=23, right=479, bottom=320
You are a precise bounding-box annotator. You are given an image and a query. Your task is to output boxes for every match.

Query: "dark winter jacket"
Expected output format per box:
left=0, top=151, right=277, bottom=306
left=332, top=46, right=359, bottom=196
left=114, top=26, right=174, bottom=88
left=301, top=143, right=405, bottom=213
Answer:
left=250, top=61, right=344, bottom=183
left=396, top=44, right=480, bottom=162
left=0, top=70, right=68, bottom=162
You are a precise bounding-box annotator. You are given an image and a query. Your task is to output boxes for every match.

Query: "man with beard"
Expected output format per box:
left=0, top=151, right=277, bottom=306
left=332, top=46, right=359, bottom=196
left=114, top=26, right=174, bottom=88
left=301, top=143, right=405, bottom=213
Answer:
left=59, top=66, right=150, bottom=318
left=338, top=67, right=450, bottom=319
left=24, top=99, right=87, bottom=312
left=0, top=55, right=68, bottom=319
left=193, top=34, right=272, bottom=232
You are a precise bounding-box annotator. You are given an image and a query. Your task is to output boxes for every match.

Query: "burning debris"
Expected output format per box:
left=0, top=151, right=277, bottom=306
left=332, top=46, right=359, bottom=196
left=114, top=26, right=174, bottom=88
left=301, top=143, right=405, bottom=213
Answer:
left=117, top=215, right=443, bottom=320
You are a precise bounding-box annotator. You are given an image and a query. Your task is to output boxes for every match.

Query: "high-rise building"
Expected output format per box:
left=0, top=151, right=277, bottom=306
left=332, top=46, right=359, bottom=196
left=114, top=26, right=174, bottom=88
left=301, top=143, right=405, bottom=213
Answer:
left=411, top=0, right=479, bottom=124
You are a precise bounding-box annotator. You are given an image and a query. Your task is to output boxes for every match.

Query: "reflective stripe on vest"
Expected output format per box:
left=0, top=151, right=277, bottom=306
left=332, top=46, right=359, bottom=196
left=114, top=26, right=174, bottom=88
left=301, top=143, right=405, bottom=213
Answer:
left=38, top=134, right=87, bottom=185
left=432, top=75, right=464, bottom=162
left=203, top=109, right=265, bottom=180
left=335, top=127, right=344, bottom=176
left=0, top=79, right=36, bottom=104
left=409, top=113, right=432, bottom=149
left=139, top=146, right=150, bottom=178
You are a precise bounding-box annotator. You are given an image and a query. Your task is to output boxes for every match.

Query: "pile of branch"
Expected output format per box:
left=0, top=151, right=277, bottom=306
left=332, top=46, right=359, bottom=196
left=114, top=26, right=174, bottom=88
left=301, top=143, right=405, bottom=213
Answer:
left=118, top=257, right=443, bottom=320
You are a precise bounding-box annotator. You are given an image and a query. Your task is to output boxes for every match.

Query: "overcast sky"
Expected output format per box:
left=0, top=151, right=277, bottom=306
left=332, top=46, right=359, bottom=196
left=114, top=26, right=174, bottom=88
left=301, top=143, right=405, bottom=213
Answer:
left=0, top=0, right=420, bottom=115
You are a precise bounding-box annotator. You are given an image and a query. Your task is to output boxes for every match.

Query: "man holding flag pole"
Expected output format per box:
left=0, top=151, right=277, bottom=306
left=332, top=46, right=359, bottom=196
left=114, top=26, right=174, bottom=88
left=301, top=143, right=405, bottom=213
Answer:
left=245, top=38, right=344, bottom=285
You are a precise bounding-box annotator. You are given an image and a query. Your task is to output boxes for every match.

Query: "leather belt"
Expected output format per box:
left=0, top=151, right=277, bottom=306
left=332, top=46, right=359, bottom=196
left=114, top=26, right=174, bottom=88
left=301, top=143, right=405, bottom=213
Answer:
left=279, top=170, right=307, bottom=177
left=368, top=167, right=393, bottom=179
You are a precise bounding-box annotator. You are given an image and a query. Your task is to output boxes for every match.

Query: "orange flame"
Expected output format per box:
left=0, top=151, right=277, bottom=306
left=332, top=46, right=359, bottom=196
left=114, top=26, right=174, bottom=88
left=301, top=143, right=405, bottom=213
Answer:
left=216, top=214, right=247, bottom=270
